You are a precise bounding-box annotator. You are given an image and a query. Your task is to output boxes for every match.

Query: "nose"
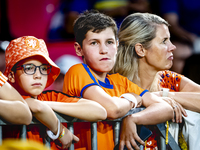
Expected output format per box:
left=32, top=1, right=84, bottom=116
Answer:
left=99, top=44, right=108, bottom=54
left=33, top=67, right=42, bottom=78
left=169, top=41, right=176, bottom=52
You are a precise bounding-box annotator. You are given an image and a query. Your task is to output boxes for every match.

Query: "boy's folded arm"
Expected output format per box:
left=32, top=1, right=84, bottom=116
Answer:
left=0, top=100, right=32, bottom=125
left=25, top=98, right=60, bottom=134
left=44, top=99, right=107, bottom=121
left=83, top=85, right=133, bottom=120
left=0, top=82, right=32, bottom=124
left=0, top=82, right=29, bottom=103
left=25, top=98, right=79, bottom=148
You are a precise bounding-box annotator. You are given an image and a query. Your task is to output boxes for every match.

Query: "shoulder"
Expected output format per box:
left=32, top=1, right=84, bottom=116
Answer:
left=159, top=70, right=183, bottom=79
left=67, top=63, right=84, bottom=73
left=40, top=90, right=80, bottom=102
left=159, top=70, right=182, bottom=91
left=107, top=73, right=127, bottom=80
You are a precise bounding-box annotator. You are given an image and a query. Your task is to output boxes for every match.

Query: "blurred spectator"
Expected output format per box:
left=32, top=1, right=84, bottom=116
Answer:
left=48, top=0, right=151, bottom=41
left=158, top=0, right=200, bottom=74
left=53, top=54, right=82, bottom=91
left=0, top=139, right=51, bottom=150
left=0, top=41, right=9, bottom=72
left=48, top=0, right=95, bottom=41
left=94, top=0, right=151, bottom=28
left=0, top=0, right=13, bottom=41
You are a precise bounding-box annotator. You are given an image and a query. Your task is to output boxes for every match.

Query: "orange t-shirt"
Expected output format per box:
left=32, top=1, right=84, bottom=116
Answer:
left=3, top=90, right=79, bottom=150
left=63, top=63, right=147, bottom=150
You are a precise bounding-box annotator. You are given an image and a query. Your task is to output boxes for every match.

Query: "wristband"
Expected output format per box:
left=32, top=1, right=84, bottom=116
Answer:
left=120, top=93, right=137, bottom=109
left=46, top=120, right=60, bottom=140
left=58, top=126, right=65, bottom=139
left=161, top=88, right=169, bottom=97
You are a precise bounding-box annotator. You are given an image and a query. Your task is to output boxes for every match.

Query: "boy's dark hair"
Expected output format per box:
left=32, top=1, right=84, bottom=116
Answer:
left=73, top=9, right=118, bottom=47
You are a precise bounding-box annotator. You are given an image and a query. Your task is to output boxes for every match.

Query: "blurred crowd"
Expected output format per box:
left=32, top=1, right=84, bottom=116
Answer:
left=1, top=0, right=200, bottom=80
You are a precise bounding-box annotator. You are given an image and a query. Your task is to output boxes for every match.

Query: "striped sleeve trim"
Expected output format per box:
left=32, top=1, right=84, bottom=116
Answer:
left=0, top=72, right=8, bottom=87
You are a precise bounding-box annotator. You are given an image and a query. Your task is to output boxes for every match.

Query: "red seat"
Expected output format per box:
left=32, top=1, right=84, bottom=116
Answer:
left=7, top=0, right=59, bottom=41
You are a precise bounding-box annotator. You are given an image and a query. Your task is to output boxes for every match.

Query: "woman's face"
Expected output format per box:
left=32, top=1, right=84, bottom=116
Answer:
left=144, top=24, right=176, bottom=71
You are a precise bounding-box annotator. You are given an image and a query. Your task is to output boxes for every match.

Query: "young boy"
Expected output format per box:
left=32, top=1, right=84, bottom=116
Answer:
left=0, top=71, right=32, bottom=124
left=4, top=36, right=107, bottom=150
left=63, top=10, right=174, bottom=150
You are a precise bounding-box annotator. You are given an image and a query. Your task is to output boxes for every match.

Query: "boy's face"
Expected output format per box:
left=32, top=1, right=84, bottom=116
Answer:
left=12, top=58, right=48, bottom=98
left=76, top=27, right=118, bottom=74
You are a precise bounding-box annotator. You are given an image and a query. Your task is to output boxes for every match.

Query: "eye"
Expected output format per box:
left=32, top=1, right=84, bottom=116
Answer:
left=91, top=41, right=97, bottom=45
left=41, top=65, right=48, bottom=71
left=107, top=40, right=114, bottom=44
left=162, top=38, right=167, bottom=44
left=24, top=64, right=34, bottom=71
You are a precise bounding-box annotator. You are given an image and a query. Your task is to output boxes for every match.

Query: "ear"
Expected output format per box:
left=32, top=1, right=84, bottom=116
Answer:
left=135, top=43, right=145, bottom=57
left=8, top=71, right=15, bottom=83
left=74, top=42, right=83, bottom=57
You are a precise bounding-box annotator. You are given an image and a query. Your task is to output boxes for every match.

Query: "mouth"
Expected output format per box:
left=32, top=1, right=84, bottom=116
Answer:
left=32, top=83, right=42, bottom=86
left=168, top=55, right=173, bottom=60
left=100, top=58, right=109, bottom=61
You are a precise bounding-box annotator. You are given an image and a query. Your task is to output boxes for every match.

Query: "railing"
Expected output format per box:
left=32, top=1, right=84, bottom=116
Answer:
left=0, top=108, right=180, bottom=150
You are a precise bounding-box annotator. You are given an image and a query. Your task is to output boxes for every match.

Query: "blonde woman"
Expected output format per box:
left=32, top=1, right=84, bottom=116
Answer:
left=112, top=12, right=200, bottom=150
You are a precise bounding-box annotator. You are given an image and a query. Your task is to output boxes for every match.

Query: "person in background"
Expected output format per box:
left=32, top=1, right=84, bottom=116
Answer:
left=4, top=36, right=107, bottom=150
left=94, top=0, right=151, bottom=28
left=53, top=54, right=82, bottom=91
left=63, top=9, right=173, bottom=150
left=0, top=41, right=9, bottom=73
left=112, top=12, right=200, bottom=150
left=48, top=0, right=95, bottom=41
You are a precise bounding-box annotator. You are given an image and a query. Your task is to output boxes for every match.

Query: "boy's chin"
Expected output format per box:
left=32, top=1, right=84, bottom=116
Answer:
left=29, top=90, right=44, bottom=97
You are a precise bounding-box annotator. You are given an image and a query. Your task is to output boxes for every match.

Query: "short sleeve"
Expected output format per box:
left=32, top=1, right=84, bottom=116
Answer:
left=63, top=63, right=100, bottom=97
left=159, top=70, right=182, bottom=91
left=0, top=71, right=8, bottom=88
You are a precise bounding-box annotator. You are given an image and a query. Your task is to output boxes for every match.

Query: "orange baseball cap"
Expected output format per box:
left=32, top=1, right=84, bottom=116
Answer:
left=4, top=36, right=60, bottom=88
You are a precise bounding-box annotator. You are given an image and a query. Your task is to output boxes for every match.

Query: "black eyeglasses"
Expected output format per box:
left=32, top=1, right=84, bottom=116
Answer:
left=16, top=64, right=52, bottom=75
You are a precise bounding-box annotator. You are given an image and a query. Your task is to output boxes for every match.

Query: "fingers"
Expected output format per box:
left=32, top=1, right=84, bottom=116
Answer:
left=134, top=134, right=145, bottom=146
left=129, top=139, right=140, bottom=150
left=119, top=141, right=125, bottom=150
left=125, top=141, right=134, bottom=150
left=119, top=136, right=143, bottom=150
left=172, top=103, right=183, bottom=123
left=178, top=103, right=187, bottom=117
left=73, top=134, right=80, bottom=143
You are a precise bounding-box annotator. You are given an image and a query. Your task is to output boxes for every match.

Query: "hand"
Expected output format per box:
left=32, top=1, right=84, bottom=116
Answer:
left=129, top=92, right=143, bottom=108
left=161, top=97, right=187, bottom=123
left=56, top=125, right=79, bottom=149
left=119, top=115, right=145, bottom=150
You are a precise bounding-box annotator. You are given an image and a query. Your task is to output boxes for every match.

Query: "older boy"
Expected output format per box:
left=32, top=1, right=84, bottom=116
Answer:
left=63, top=10, right=174, bottom=150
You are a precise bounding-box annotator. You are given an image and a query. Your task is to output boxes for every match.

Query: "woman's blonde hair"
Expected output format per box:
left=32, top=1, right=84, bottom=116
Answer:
left=112, top=13, right=169, bottom=89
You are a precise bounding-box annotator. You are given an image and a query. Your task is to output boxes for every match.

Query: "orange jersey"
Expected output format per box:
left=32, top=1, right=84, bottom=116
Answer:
left=0, top=71, right=7, bottom=87
left=3, top=90, right=79, bottom=150
left=63, top=63, right=147, bottom=150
